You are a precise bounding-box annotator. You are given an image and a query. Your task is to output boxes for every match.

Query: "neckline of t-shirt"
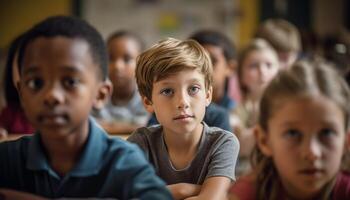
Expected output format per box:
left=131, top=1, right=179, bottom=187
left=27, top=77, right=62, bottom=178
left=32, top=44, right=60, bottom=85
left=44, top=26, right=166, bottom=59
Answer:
left=161, top=122, right=206, bottom=171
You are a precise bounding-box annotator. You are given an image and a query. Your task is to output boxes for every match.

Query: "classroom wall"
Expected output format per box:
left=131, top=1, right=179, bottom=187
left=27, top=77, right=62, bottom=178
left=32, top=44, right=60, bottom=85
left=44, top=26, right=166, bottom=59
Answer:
left=0, top=0, right=72, bottom=49
left=0, top=0, right=71, bottom=109
left=82, top=0, right=239, bottom=48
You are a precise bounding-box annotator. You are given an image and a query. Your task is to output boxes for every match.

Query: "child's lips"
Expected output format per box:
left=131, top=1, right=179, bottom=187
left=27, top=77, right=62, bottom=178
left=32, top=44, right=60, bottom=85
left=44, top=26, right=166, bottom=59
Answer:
left=38, top=113, right=68, bottom=125
left=298, top=168, right=324, bottom=177
left=173, top=114, right=194, bottom=120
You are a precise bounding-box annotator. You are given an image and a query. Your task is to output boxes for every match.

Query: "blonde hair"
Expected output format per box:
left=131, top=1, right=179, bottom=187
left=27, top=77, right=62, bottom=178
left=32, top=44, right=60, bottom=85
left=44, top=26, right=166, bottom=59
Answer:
left=256, top=18, right=301, bottom=53
left=136, top=38, right=213, bottom=100
left=237, top=38, right=278, bottom=97
left=252, top=60, right=350, bottom=200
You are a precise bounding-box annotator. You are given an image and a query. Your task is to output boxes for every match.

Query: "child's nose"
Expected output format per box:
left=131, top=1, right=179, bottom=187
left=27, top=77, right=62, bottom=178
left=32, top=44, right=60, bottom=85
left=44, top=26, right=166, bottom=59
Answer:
left=303, top=138, right=322, bottom=161
left=43, top=85, right=65, bottom=107
left=112, top=59, right=125, bottom=73
left=176, top=92, right=190, bottom=109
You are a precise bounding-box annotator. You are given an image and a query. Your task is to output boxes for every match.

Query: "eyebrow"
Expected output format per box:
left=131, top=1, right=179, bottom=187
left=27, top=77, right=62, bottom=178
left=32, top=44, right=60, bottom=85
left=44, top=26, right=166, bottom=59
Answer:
left=22, top=66, right=39, bottom=76
left=158, top=77, right=203, bottom=84
left=22, top=65, right=84, bottom=76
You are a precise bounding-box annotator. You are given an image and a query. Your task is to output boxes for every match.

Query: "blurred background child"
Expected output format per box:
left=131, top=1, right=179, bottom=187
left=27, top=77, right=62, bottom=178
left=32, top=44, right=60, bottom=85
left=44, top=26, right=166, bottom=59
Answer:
left=229, top=60, right=350, bottom=200
left=231, top=38, right=280, bottom=176
left=93, top=30, right=149, bottom=134
left=255, top=18, right=301, bottom=69
left=0, top=33, right=34, bottom=139
left=189, top=29, right=240, bottom=109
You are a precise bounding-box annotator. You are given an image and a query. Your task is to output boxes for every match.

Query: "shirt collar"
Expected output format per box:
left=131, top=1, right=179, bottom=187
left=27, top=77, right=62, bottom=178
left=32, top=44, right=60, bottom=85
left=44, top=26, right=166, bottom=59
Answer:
left=26, top=118, right=108, bottom=177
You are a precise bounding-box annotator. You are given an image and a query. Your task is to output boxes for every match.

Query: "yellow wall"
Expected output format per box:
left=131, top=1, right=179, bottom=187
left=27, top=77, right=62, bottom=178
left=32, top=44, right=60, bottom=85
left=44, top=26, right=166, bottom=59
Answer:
left=236, top=0, right=259, bottom=48
left=0, top=0, right=71, bottom=49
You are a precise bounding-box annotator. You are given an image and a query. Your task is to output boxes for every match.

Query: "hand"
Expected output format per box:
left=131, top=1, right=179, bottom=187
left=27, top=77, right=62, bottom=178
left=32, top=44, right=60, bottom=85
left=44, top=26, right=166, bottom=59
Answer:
left=0, top=128, right=8, bottom=141
left=167, top=183, right=201, bottom=200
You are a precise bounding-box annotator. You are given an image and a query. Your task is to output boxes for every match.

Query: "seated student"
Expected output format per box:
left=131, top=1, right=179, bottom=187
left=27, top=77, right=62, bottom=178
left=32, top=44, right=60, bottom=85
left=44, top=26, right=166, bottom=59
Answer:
left=0, top=16, right=172, bottom=200
left=189, top=29, right=239, bottom=110
left=229, top=60, right=350, bottom=200
left=255, top=18, right=301, bottom=69
left=93, top=30, right=149, bottom=134
left=128, top=38, right=240, bottom=200
left=0, top=33, right=35, bottom=139
left=231, top=39, right=280, bottom=176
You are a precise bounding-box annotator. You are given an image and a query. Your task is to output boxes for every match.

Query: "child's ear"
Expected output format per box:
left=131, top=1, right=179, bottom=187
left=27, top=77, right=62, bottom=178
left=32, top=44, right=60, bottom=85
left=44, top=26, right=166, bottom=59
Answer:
left=93, top=80, right=112, bottom=110
left=255, top=125, right=273, bottom=157
left=345, top=132, right=350, bottom=152
left=142, top=96, right=154, bottom=113
left=205, top=86, right=213, bottom=107
left=226, top=59, right=237, bottom=75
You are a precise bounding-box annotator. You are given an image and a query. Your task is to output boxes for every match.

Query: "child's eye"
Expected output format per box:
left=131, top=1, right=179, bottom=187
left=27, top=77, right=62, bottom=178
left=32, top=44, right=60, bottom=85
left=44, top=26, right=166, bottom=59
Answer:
left=124, top=55, right=133, bottom=63
left=188, top=86, right=200, bottom=95
left=63, top=77, right=80, bottom=89
left=26, top=78, right=44, bottom=91
left=210, top=56, right=218, bottom=66
left=319, top=128, right=336, bottom=138
left=266, top=62, right=272, bottom=69
left=249, top=63, right=258, bottom=69
left=160, top=88, right=173, bottom=96
left=284, top=129, right=302, bottom=140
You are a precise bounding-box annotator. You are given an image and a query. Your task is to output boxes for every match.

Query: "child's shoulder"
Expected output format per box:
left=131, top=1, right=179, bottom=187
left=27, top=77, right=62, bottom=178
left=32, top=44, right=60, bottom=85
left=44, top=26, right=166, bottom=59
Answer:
left=229, top=173, right=256, bottom=200
left=332, top=171, right=350, bottom=199
left=127, top=124, right=163, bottom=142
left=0, top=135, right=32, bottom=152
left=0, top=135, right=34, bottom=166
left=204, top=123, right=239, bottom=145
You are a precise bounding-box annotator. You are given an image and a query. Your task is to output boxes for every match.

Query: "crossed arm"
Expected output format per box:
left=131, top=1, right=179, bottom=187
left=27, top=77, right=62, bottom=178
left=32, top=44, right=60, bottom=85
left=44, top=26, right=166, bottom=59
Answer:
left=168, top=176, right=231, bottom=200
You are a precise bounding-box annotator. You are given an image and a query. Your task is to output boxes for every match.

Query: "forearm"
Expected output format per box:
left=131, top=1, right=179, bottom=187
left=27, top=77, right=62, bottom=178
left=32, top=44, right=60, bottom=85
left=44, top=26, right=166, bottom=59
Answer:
left=167, top=183, right=201, bottom=200
left=192, top=177, right=231, bottom=200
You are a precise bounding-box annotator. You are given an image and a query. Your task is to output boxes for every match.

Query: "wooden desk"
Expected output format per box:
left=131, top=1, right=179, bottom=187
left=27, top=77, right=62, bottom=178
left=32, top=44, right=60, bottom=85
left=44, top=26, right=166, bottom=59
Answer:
left=0, top=133, right=129, bottom=142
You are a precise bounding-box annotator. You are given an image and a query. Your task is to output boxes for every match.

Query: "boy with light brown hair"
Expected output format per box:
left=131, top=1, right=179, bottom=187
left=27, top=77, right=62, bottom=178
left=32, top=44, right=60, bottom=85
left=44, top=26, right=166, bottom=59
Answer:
left=256, top=18, right=301, bottom=69
left=128, top=38, right=239, bottom=200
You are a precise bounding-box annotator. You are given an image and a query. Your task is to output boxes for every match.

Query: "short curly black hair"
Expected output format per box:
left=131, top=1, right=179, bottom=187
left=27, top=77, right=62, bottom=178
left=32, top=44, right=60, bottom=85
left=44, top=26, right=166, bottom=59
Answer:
left=189, top=29, right=236, bottom=61
left=18, top=15, right=108, bottom=80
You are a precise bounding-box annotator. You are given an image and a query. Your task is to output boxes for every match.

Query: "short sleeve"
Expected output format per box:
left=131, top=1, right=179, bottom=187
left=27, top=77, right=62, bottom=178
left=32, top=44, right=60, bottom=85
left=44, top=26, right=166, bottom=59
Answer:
left=127, top=130, right=150, bottom=159
left=206, top=133, right=239, bottom=181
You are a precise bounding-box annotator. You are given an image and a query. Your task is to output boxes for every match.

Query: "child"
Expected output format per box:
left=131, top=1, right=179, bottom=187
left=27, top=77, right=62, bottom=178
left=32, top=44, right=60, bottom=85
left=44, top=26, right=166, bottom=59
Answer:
left=255, top=18, right=301, bottom=69
left=229, top=60, right=350, bottom=200
left=128, top=38, right=240, bottom=200
left=231, top=39, right=279, bottom=176
left=190, top=29, right=239, bottom=109
left=0, top=33, right=35, bottom=138
left=93, top=30, right=149, bottom=134
left=0, top=16, right=172, bottom=199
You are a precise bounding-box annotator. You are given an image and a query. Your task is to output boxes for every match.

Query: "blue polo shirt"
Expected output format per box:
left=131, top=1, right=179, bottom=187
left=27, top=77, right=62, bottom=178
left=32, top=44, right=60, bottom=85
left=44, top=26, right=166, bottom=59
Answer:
left=0, top=118, right=172, bottom=199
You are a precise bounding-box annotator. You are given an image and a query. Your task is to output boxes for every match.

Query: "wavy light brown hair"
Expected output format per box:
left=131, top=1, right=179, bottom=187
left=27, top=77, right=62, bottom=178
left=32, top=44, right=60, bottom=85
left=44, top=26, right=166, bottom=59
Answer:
left=135, top=38, right=213, bottom=101
left=255, top=18, right=301, bottom=53
left=251, top=60, right=350, bottom=200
